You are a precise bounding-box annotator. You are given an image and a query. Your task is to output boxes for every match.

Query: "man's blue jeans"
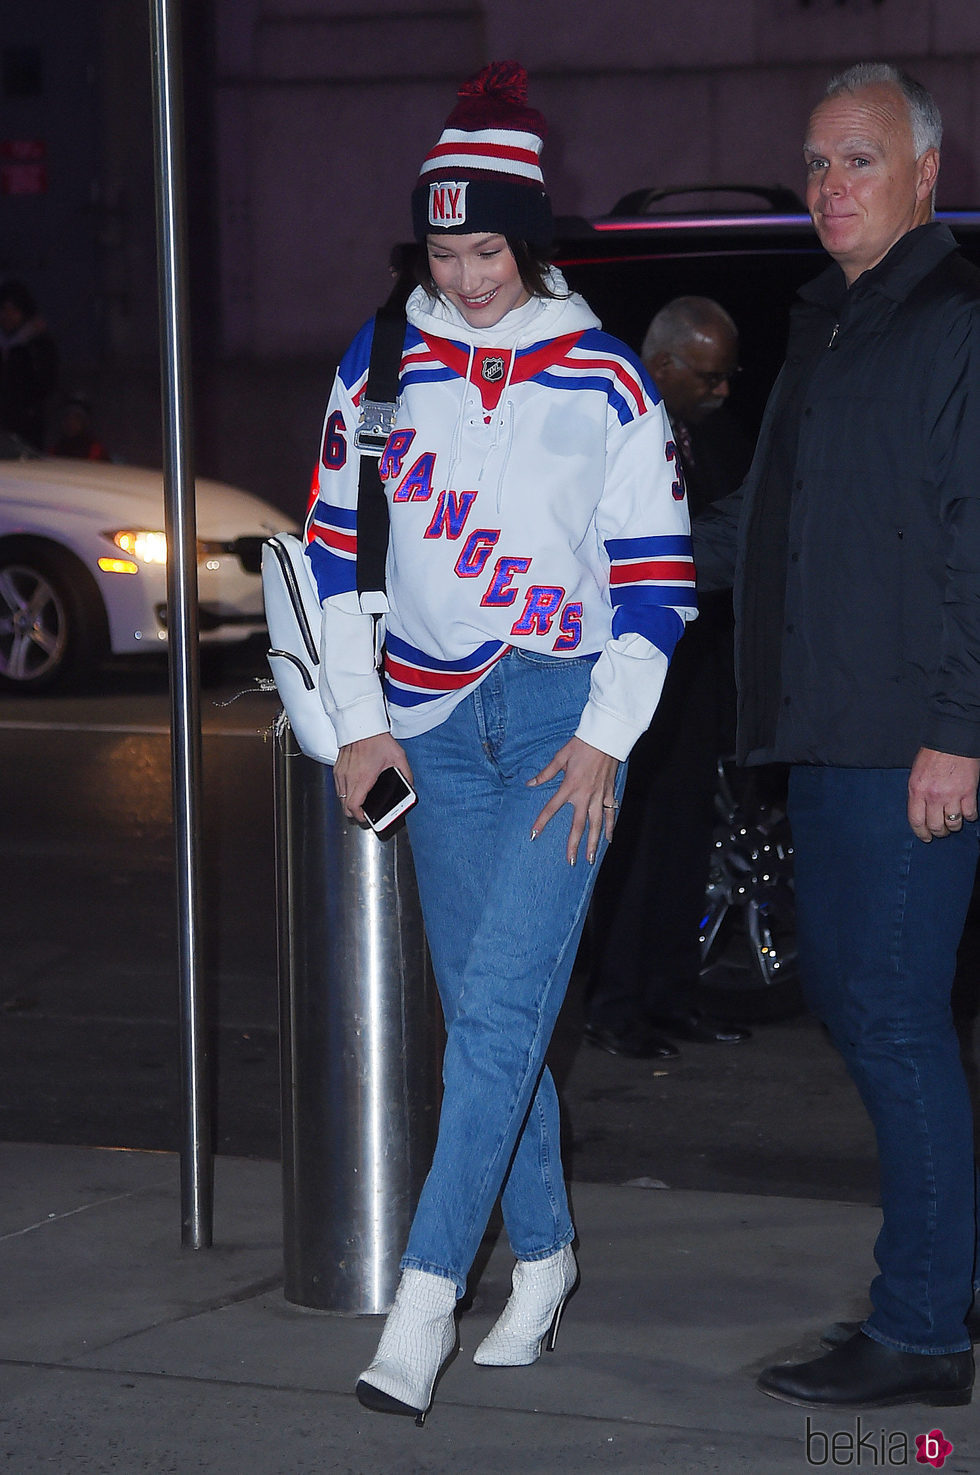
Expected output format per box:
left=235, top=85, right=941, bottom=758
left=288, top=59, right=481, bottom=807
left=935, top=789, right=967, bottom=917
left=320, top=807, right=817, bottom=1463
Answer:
left=788, top=764, right=979, bottom=1354
left=399, top=648, right=622, bottom=1295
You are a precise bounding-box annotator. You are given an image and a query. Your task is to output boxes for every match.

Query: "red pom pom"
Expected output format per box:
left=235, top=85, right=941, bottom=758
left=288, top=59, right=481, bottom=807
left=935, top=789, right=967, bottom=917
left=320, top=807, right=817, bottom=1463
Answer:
left=441, top=59, right=545, bottom=142
left=458, top=61, right=528, bottom=105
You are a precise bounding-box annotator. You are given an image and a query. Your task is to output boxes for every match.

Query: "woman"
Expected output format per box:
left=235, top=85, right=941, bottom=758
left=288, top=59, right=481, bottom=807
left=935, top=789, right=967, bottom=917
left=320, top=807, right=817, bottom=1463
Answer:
left=306, top=61, right=696, bottom=1424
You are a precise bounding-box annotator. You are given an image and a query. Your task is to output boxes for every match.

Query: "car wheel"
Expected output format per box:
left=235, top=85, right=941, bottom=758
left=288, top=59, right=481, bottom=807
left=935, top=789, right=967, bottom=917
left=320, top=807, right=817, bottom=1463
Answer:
left=696, top=759, right=805, bottom=1023
left=0, top=545, right=107, bottom=692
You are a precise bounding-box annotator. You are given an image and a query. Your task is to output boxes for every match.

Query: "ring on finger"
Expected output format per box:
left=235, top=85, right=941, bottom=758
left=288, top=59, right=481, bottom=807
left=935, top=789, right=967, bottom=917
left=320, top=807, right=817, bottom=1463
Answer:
left=946, top=811, right=962, bottom=823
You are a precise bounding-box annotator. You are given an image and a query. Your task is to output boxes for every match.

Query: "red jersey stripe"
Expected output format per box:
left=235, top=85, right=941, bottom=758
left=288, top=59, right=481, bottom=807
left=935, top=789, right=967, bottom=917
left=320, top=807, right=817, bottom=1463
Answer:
left=385, top=655, right=499, bottom=692
left=310, top=523, right=356, bottom=556
left=558, top=350, right=647, bottom=414
left=609, top=559, right=695, bottom=585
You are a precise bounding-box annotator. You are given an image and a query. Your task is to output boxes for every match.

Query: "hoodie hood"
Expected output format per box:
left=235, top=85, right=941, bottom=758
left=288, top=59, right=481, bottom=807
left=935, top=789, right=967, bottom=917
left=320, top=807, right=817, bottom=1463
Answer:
left=406, top=266, right=600, bottom=347
left=404, top=267, right=602, bottom=503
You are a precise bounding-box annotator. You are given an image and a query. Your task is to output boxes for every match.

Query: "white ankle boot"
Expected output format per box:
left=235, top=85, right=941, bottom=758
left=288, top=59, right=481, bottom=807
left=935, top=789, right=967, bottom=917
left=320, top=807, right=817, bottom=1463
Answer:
left=355, top=1269, right=458, bottom=1424
left=473, top=1245, right=578, bottom=1366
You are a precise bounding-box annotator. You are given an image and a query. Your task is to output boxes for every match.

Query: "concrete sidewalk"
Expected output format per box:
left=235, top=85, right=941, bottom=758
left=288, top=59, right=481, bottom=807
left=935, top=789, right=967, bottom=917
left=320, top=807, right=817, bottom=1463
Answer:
left=1, top=1143, right=976, bottom=1474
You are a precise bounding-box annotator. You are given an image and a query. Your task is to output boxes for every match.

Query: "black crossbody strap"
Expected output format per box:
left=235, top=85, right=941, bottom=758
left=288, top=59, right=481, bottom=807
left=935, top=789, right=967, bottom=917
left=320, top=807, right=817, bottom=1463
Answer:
left=355, top=269, right=413, bottom=596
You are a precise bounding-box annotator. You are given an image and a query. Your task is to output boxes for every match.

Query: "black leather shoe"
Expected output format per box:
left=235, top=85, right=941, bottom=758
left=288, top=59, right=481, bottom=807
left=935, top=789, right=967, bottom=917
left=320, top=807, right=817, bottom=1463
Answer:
left=757, top=1331, right=974, bottom=1409
left=583, top=1023, right=679, bottom=1060
left=822, top=1306, right=980, bottom=1350
left=645, top=1008, right=750, bottom=1044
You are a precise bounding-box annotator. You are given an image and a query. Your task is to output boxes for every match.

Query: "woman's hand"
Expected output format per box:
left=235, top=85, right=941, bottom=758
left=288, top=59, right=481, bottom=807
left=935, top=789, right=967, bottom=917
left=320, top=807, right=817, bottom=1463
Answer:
left=334, top=732, right=413, bottom=824
left=528, top=736, right=620, bottom=866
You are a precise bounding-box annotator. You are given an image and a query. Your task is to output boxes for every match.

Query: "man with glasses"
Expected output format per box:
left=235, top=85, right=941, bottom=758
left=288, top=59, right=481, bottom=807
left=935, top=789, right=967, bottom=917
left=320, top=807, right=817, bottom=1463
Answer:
left=586, top=297, right=753, bottom=1060
left=642, top=296, right=742, bottom=453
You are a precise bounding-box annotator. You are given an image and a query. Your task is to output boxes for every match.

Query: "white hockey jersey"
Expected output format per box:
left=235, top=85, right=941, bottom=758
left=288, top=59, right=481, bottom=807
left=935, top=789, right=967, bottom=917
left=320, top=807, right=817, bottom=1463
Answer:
left=306, top=270, right=697, bottom=760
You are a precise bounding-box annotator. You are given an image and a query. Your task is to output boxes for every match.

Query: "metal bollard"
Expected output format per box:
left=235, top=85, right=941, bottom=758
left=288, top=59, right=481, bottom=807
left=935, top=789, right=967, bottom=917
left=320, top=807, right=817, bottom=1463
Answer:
left=274, top=719, right=441, bottom=1313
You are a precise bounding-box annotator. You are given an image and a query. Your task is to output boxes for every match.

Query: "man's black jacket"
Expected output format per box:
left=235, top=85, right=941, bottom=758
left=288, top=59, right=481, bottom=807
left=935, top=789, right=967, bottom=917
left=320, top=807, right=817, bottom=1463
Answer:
left=694, top=222, right=980, bottom=769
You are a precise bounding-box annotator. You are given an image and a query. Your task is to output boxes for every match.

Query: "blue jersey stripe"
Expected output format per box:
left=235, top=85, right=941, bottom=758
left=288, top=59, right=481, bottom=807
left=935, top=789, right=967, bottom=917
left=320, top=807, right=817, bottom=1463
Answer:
left=311, top=499, right=357, bottom=528
left=531, top=369, right=636, bottom=425
left=337, top=320, right=431, bottom=391
left=400, top=366, right=460, bottom=389
left=385, top=683, right=443, bottom=708
left=606, top=534, right=693, bottom=559
left=310, top=549, right=357, bottom=600
left=337, top=318, right=375, bottom=391
left=385, top=631, right=505, bottom=673
left=612, top=604, right=686, bottom=658
left=610, top=583, right=698, bottom=609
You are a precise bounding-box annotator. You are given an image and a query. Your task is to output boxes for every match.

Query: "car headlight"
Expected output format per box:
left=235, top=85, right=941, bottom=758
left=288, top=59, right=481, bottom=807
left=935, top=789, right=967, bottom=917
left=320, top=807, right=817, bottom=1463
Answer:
left=102, top=531, right=229, bottom=572
left=108, top=530, right=169, bottom=565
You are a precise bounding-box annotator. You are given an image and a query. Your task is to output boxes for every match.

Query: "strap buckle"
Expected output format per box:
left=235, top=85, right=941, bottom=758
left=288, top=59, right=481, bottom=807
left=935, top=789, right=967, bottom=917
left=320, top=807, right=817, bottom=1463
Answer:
left=353, top=398, right=398, bottom=455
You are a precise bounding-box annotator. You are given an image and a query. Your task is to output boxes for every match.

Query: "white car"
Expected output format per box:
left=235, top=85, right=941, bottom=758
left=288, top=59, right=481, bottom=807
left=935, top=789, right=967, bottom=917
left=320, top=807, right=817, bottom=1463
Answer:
left=0, top=433, right=298, bottom=691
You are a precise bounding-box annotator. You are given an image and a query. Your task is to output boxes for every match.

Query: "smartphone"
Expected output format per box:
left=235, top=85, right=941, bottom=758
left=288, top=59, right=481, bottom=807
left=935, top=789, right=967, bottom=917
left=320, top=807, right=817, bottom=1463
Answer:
left=361, top=766, right=417, bottom=835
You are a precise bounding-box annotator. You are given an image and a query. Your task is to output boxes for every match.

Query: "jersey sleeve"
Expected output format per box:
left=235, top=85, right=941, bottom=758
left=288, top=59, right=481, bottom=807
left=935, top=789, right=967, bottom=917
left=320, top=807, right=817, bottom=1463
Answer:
left=305, top=318, right=389, bottom=610
left=577, top=374, right=698, bottom=760
left=306, top=320, right=392, bottom=746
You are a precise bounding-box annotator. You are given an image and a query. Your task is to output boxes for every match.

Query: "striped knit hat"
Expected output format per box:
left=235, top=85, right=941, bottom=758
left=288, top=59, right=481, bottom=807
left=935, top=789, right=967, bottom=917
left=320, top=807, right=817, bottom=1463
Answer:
left=411, top=61, right=552, bottom=247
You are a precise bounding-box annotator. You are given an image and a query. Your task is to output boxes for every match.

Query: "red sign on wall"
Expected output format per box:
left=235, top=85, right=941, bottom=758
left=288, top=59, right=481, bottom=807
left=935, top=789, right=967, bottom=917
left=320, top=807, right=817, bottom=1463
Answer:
left=0, top=140, right=48, bottom=195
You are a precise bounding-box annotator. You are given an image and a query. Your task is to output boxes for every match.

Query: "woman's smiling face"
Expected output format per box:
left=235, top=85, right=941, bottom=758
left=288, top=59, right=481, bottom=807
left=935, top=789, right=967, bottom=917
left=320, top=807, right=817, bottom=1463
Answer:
left=426, top=233, right=530, bottom=327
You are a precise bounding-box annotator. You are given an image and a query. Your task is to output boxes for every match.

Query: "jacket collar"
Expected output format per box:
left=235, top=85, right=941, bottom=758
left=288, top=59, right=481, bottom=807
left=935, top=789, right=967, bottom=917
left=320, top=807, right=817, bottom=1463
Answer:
left=799, top=220, right=958, bottom=311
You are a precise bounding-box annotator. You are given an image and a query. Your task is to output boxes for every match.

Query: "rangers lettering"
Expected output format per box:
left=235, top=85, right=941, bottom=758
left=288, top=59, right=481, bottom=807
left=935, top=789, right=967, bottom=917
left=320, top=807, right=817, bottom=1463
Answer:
left=511, top=586, right=565, bottom=636
left=454, top=529, right=499, bottom=578
left=392, top=452, right=436, bottom=502
left=553, top=601, right=583, bottom=651
left=379, top=429, right=416, bottom=481
left=481, top=556, right=532, bottom=608
left=424, top=489, right=478, bottom=540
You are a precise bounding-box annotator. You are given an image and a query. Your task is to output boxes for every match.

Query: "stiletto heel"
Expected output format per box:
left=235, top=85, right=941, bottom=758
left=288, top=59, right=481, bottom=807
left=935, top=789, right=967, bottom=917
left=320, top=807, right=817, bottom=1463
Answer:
left=546, top=1287, right=571, bottom=1352
left=473, top=1245, right=578, bottom=1366
left=355, top=1269, right=458, bottom=1423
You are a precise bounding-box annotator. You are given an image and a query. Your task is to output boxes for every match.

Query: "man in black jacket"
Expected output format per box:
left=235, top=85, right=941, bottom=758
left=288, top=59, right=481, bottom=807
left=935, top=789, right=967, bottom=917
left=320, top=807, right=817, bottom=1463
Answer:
left=696, top=62, right=979, bottom=1409
left=586, top=298, right=753, bottom=1058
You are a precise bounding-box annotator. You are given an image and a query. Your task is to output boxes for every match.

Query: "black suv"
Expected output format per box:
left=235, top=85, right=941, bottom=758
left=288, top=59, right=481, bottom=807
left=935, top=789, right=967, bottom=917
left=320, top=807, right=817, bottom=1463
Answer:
left=553, top=188, right=980, bottom=1022
left=555, top=184, right=980, bottom=441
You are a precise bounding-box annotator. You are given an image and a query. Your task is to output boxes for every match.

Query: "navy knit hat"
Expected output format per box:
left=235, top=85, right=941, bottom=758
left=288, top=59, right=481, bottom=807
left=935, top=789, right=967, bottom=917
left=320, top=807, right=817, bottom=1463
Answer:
left=411, top=61, right=553, bottom=248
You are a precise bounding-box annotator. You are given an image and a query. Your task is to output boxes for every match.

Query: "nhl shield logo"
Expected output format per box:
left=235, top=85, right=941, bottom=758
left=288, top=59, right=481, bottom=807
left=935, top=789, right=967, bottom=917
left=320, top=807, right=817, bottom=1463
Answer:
left=482, top=355, right=506, bottom=383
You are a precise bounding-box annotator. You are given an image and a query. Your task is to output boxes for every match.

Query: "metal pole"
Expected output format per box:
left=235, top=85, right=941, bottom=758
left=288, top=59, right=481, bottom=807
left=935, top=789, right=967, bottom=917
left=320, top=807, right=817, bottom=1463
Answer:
left=275, top=723, right=440, bottom=1312
left=148, top=0, right=213, bottom=1248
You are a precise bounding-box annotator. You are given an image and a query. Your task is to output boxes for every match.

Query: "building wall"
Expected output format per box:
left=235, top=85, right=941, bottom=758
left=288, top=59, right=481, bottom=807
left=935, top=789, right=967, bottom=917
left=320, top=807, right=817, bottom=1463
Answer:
left=11, top=3, right=979, bottom=516
left=0, top=0, right=103, bottom=367
left=214, top=0, right=980, bottom=366
left=195, top=0, right=980, bottom=510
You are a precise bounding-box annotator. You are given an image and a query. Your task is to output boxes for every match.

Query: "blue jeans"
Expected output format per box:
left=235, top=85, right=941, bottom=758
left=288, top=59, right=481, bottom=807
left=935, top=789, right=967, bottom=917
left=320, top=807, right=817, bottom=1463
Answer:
left=788, top=765, right=979, bottom=1354
left=399, top=648, right=623, bottom=1295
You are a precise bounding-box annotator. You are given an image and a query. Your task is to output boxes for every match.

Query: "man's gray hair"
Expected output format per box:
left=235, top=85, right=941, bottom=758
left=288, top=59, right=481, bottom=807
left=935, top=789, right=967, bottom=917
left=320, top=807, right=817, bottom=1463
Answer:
left=824, top=62, right=943, bottom=156
left=641, top=296, right=738, bottom=362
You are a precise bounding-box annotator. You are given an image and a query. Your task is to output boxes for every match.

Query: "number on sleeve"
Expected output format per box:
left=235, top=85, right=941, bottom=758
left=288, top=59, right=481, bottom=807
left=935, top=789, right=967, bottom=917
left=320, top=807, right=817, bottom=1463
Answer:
left=322, top=410, right=347, bottom=471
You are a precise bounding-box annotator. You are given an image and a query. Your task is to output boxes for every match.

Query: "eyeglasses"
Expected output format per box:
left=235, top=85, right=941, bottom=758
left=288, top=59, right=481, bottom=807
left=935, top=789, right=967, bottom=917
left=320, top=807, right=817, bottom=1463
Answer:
left=670, top=353, right=743, bottom=391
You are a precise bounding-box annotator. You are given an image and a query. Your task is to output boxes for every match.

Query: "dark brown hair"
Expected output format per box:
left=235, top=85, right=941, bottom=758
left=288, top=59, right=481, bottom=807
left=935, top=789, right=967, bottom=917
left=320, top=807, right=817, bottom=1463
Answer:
left=415, top=237, right=559, bottom=301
